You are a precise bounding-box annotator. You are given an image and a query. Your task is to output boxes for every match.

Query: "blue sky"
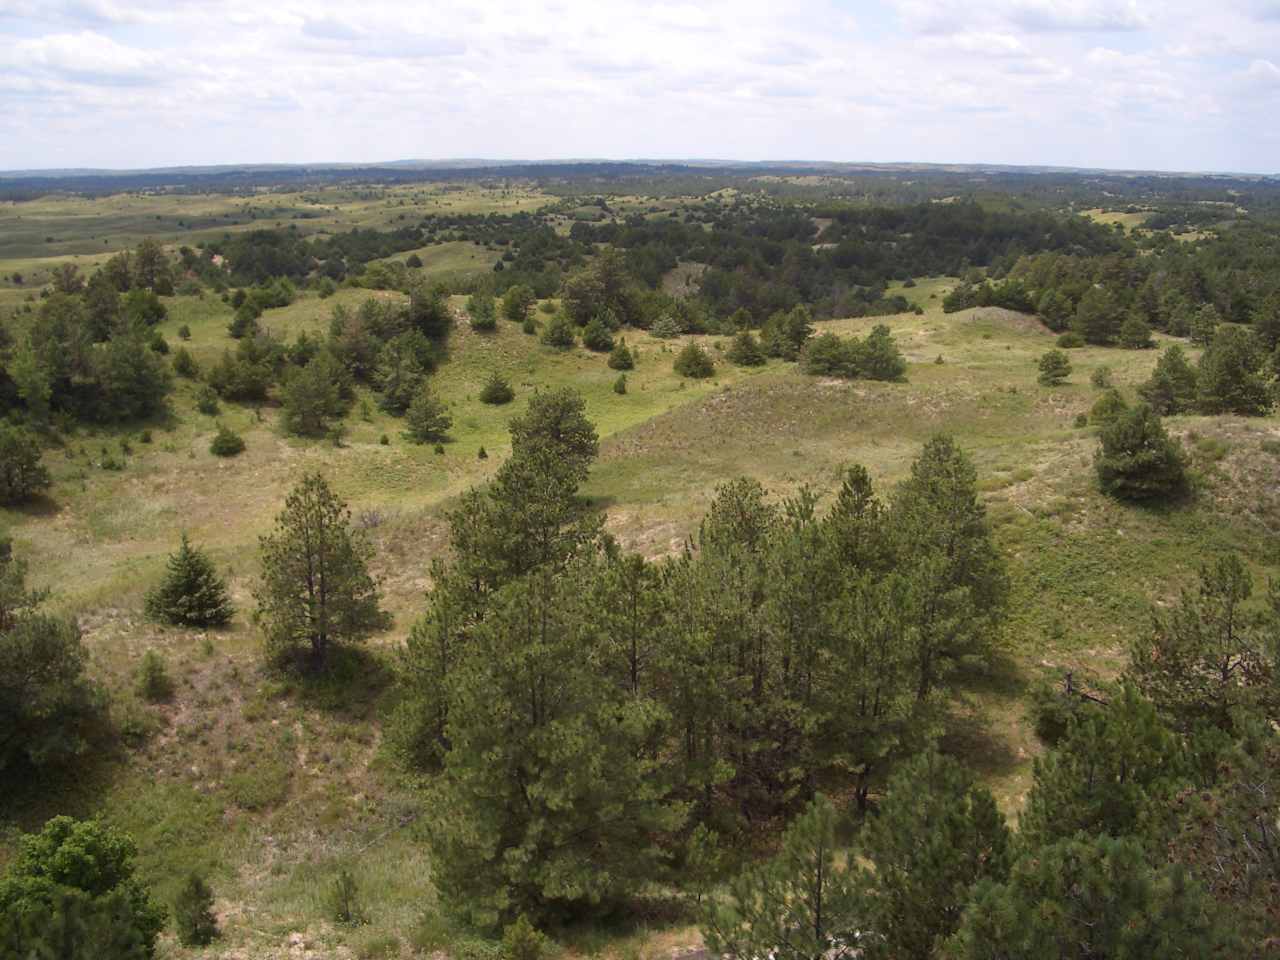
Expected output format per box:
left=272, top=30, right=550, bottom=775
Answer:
left=1, top=0, right=1278, bottom=173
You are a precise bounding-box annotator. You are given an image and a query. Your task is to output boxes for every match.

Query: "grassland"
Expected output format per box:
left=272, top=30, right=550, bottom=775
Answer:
left=2, top=192, right=1279, bottom=959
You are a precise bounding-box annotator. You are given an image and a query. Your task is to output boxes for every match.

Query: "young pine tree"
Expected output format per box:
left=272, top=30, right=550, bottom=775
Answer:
left=1094, top=403, right=1188, bottom=501
left=404, top=383, right=453, bottom=444
left=1036, top=349, right=1071, bottom=386
left=174, top=872, right=219, bottom=946
left=144, top=533, right=234, bottom=627
left=1138, top=344, right=1198, bottom=415
left=254, top=474, right=385, bottom=670
left=607, top=338, right=635, bottom=370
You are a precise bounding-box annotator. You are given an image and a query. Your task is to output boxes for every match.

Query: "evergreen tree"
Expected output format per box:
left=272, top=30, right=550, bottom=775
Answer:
left=0, top=423, right=52, bottom=505
left=1196, top=326, right=1272, bottom=416
left=92, top=333, right=172, bottom=421
left=1094, top=403, right=1188, bottom=501
left=1119, top=312, right=1154, bottom=348
left=478, top=371, right=515, bottom=405
left=699, top=795, right=860, bottom=960
left=375, top=331, right=432, bottom=414
left=857, top=325, right=908, bottom=381
left=580, top=317, right=615, bottom=352
left=509, top=388, right=599, bottom=482
left=726, top=330, right=765, bottom=367
left=540, top=313, right=576, bottom=349
left=1089, top=387, right=1129, bottom=425
left=1189, top=303, right=1221, bottom=346
left=173, top=873, right=218, bottom=946
left=208, top=424, right=244, bottom=457
left=255, top=474, right=386, bottom=670
left=144, top=533, right=234, bottom=627
left=1036, top=349, right=1071, bottom=386
left=607, top=338, right=634, bottom=370
left=760, top=305, right=813, bottom=360
left=428, top=566, right=685, bottom=929
left=1250, top=291, right=1280, bottom=353
left=1138, top=344, right=1198, bottom=414
left=501, top=284, right=536, bottom=323
left=949, top=835, right=1238, bottom=960
left=282, top=354, right=347, bottom=437
left=857, top=751, right=1011, bottom=960
left=404, top=383, right=452, bottom=444
left=674, top=341, right=715, bottom=378
left=1071, top=286, right=1122, bottom=345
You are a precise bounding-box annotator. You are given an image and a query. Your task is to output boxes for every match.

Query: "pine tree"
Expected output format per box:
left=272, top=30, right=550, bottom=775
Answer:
left=580, top=317, right=615, bottom=352
left=478, top=371, right=515, bottom=405
left=254, top=474, right=385, bottom=670
left=1196, top=326, right=1272, bottom=416
left=674, top=341, right=715, bottom=378
left=607, top=338, right=634, bottom=370
left=1094, top=403, right=1188, bottom=501
left=1072, top=286, right=1122, bottom=345
left=725, top=330, right=765, bottom=367
left=173, top=872, right=219, bottom=946
left=144, top=533, right=234, bottom=627
left=1138, top=344, right=1198, bottom=414
left=857, top=325, right=907, bottom=381
left=1119, top=312, right=1154, bottom=349
left=699, top=795, right=860, bottom=960
left=0, top=423, right=52, bottom=505
left=404, top=383, right=452, bottom=444
left=1036, top=349, right=1071, bottom=386
left=857, top=751, right=1011, bottom=960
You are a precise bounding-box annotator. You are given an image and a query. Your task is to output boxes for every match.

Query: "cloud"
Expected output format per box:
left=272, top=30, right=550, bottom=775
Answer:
left=2, top=30, right=165, bottom=84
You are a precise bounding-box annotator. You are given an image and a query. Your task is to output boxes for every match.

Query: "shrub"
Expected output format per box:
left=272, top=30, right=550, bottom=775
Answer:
left=405, top=384, right=452, bottom=444
left=521, top=315, right=538, bottom=336
left=468, top=292, right=497, bottom=331
left=1056, top=332, right=1085, bottom=348
left=1037, top=349, right=1071, bottom=386
left=479, top=372, right=515, bottom=405
left=406, top=253, right=424, bottom=269
left=0, top=423, right=52, bottom=505
left=209, top=424, right=245, bottom=457
left=174, top=872, right=219, bottom=946
left=1094, top=403, right=1188, bottom=501
left=327, top=870, right=368, bottom=926
left=195, top=384, right=220, bottom=415
left=172, top=346, right=198, bottom=378
left=673, top=341, right=715, bottom=378
left=650, top=315, right=683, bottom=339
left=1119, top=314, right=1153, bottom=349
left=478, top=446, right=488, bottom=460
left=503, top=915, right=550, bottom=960
left=607, top=339, right=634, bottom=370
left=1089, top=388, right=1129, bottom=426
left=177, top=323, right=192, bottom=340
left=135, top=649, right=173, bottom=703
left=613, top=374, right=627, bottom=395
left=380, top=434, right=390, bottom=445
left=859, top=324, right=907, bottom=381
left=581, top=317, right=614, bottom=352
left=1074, top=412, right=1089, bottom=428
left=801, top=332, right=856, bottom=377
left=1196, top=326, right=1272, bottom=416
left=1090, top=365, right=1113, bottom=389
left=145, top=532, right=234, bottom=627
left=540, top=314, right=576, bottom=349
left=726, top=330, right=766, bottom=367
left=1138, top=345, right=1198, bottom=415
left=502, top=285, right=536, bottom=323
left=148, top=331, right=169, bottom=355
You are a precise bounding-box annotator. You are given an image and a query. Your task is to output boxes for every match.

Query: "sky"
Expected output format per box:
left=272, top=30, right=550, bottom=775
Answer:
left=1, top=0, right=1279, bottom=174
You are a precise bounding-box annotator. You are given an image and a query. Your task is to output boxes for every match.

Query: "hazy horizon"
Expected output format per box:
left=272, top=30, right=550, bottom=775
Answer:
left=2, top=0, right=1280, bottom=174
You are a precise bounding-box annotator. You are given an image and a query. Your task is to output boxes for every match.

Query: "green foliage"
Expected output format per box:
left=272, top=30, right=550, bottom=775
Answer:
left=725, top=330, right=765, bottom=367
left=501, top=285, right=536, bottom=323
left=857, top=751, right=1012, bottom=960
left=673, top=341, right=715, bottom=378
left=581, top=317, right=615, bottom=352
left=254, top=473, right=386, bottom=670
left=479, top=372, right=515, bottom=405
left=607, top=338, right=634, bottom=370
left=700, top=795, right=859, bottom=960
left=1089, top=387, right=1128, bottom=425
left=195, top=385, right=220, bottom=415
left=949, top=835, right=1237, bottom=959
left=613, top=373, right=627, bottom=395
left=502, top=915, right=551, bottom=960
left=1071, top=286, right=1122, bottom=345
left=0, top=422, right=52, bottom=504
left=1036, top=349, right=1071, bottom=386
left=1138, top=344, right=1198, bottom=415
left=859, top=324, right=909, bottom=380
left=1119, top=312, right=1154, bottom=348
left=282, top=353, right=348, bottom=436
left=1195, top=325, right=1272, bottom=416
left=134, top=650, right=172, bottom=703
left=1189, top=303, right=1221, bottom=346
left=375, top=331, right=434, bottom=414
left=173, top=872, right=218, bottom=947
left=1055, top=331, right=1084, bottom=348
left=0, top=816, right=166, bottom=959
left=171, top=346, right=198, bottom=378
left=760, top=305, right=813, bottom=360
left=1094, top=403, right=1188, bottom=501
left=649, top=315, right=683, bottom=339
left=468, top=292, right=497, bottom=331
left=0, top=551, right=98, bottom=772
left=326, top=870, right=368, bottom=927
left=91, top=333, right=173, bottom=421
left=404, top=383, right=453, bottom=444
left=144, top=533, right=234, bottom=627
left=540, top=313, right=576, bottom=349
left=208, top=423, right=245, bottom=457
left=1127, top=555, right=1279, bottom=732
left=1090, top=364, right=1113, bottom=388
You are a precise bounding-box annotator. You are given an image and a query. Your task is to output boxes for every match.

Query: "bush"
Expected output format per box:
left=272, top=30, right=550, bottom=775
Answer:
left=1089, top=388, right=1128, bottom=425
left=172, top=346, right=198, bottom=378
left=478, top=446, right=488, bottom=460
left=1138, top=345, right=1198, bottom=415
left=174, top=872, right=219, bottom=946
left=503, top=915, right=550, bottom=960
left=144, top=532, right=234, bottom=627
left=521, top=315, right=538, bottom=336
left=650, top=315, right=683, bottom=339
left=0, top=423, right=52, bottom=505
left=148, top=331, right=169, bottom=355
left=1037, top=349, right=1071, bottom=386
left=674, top=341, right=715, bottom=378
left=858, top=324, right=907, bottom=381
left=1056, top=332, right=1085, bottom=348
left=726, top=330, right=766, bottom=367
left=613, top=374, right=627, bottom=395
left=406, top=253, right=424, bottom=269
left=607, top=339, right=634, bottom=370
left=479, top=372, right=515, bottom=405
left=468, top=292, right=497, bottom=331
left=405, top=384, right=452, bottom=443
left=1094, top=403, right=1188, bottom=501
left=1196, top=326, right=1272, bottom=416
left=540, top=314, right=576, bottom=349
left=1119, top=314, right=1153, bottom=349
left=135, top=649, right=173, bottom=703
left=195, top=384, right=220, bottom=415
left=327, top=870, right=368, bottom=926
left=177, top=323, right=192, bottom=340
left=209, top=424, right=245, bottom=457
left=581, top=317, right=614, bottom=352
left=1090, top=365, right=1113, bottom=389
left=801, top=332, right=857, bottom=377
left=502, top=285, right=536, bottom=323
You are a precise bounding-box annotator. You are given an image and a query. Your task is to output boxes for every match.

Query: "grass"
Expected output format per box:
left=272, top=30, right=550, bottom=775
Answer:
left=4, top=190, right=1280, bottom=956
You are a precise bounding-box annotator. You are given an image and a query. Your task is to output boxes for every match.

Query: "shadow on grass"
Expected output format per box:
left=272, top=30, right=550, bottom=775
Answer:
left=268, top=645, right=396, bottom=719
left=7, top=492, right=61, bottom=518
left=938, top=651, right=1033, bottom=783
